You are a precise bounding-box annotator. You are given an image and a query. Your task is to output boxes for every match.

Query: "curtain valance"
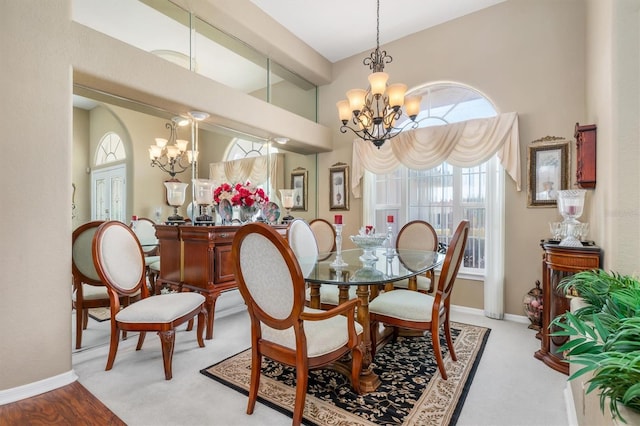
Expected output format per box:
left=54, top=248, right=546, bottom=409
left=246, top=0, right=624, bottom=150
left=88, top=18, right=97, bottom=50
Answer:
left=209, top=155, right=279, bottom=187
left=351, top=112, right=520, bottom=197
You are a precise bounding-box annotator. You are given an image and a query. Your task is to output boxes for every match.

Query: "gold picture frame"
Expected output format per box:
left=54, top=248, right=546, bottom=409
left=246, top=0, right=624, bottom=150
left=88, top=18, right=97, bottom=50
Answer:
left=329, top=162, right=349, bottom=211
left=290, top=167, right=307, bottom=211
left=527, top=137, right=570, bottom=208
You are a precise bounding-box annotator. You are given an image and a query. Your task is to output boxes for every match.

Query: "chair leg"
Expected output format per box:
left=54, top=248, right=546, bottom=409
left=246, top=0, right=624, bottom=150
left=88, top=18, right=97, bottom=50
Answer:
left=105, top=324, right=121, bottom=371
left=247, top=347, right=261, bottom=415
left=444, top=313, right=457, bottom=362
left=292, top=363, right=308, bottom=426
left=186, top=318, right=194, bottom=331
left=431, top=321, right=447, bottom=380
left=136, top=332, right=146, bottom=350
left=159, top=329, right=176, bottom=380
left=82, top=309, right=89, bottom=329
left=196, top=310, right=206, bottom=348
left=75, top=308, right=83, bottom=350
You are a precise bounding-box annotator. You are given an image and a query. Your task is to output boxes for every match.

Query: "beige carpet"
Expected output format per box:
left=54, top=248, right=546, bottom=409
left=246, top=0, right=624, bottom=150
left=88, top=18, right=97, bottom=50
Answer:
left=202, top=321, right=490, bottom=426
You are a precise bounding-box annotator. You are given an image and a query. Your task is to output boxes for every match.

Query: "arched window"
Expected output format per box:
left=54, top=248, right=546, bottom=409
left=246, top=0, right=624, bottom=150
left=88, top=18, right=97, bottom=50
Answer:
left=225, top=138, right=276, bottom=160
left=92, top=132, right=127, bottom=222
left=366, top=82, right=501, bottom=283
left=95, top=132, right=126, bottom=165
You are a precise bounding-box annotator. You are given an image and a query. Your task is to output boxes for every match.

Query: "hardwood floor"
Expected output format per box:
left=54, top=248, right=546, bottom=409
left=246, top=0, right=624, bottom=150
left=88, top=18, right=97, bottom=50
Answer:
left=0, top=381, right=124, bottom=426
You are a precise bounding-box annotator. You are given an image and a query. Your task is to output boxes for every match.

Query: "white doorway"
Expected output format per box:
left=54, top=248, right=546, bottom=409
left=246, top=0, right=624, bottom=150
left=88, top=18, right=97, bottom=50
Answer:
left=91, top=164, right=126, bottom=221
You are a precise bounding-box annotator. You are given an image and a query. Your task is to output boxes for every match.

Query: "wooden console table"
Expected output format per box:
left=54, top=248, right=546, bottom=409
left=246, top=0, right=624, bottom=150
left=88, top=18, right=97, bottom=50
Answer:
left=155, top=224, right=288, bottom=340
left=534, top=241, right=601, bottom=374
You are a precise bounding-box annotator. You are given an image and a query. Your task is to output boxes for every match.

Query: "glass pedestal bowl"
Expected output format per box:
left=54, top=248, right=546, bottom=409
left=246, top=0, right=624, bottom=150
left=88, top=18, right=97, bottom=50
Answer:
left=350, top=234, right=387, bottom=281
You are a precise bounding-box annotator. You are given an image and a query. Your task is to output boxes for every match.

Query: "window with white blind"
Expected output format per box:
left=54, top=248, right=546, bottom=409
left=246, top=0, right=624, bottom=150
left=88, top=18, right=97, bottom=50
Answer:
left=367, top=82, right=499, bottom=277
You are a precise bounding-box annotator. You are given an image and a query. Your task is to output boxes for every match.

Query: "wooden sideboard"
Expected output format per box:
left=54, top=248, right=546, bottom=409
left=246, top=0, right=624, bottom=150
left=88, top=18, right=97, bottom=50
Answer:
left=534, top=241, right=601, bottom=374
left=155, top=224, right=288, bottom=339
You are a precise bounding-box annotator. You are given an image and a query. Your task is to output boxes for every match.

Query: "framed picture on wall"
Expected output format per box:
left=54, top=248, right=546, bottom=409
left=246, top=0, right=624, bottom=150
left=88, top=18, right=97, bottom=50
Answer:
left=290, top=167, right=307, bottom=211
left=527, top=137, right=569, bottom=207
left=329, top=162, right=349, bottom=211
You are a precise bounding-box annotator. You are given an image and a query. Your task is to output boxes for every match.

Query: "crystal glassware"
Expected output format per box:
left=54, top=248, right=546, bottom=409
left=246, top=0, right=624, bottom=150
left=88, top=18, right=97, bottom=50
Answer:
left=330, top=223, right=348, bottom=267
left=164, top=181, right=188, bottom=223
left=557, top=189, right=586, bottom=247
left=350, top=234, right=387, bottom=281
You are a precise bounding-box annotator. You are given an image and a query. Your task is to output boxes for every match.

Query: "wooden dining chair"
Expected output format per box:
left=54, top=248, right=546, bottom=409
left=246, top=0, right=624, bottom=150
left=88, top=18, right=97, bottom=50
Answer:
left=72, top=221, right=137, bottom=349
left=92, top=220, right=207, bottom=380
left=369, top=220, right=469, bottom=380
left=232, top=222, right=363, bottom=426
left=309, top=218, right=336, bottom=256
left=130, top=217, right=160, bottom=291
left=393, top=220, right=439, bottom=293
left=287, top=219, right=356, bottom=308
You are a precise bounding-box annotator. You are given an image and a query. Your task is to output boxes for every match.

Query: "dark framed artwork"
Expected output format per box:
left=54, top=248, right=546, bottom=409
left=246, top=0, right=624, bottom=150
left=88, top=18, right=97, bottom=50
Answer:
left=290, top=167, right=307, bottom=211
left=329, top=162, right=349, bottom=211
left=527, top=137, right=570, bottom=207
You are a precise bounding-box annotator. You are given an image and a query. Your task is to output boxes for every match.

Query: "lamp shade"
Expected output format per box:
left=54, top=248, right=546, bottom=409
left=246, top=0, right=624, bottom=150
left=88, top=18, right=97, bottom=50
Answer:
left=346, top=89, right=367, bottom=113
left=175, top=139, right=189, bottom=152
left=368, top=72, right=389, bottom=96
left=405, top=95, right=422, bottom=118
left=336, top=100, right=352, bottom=122
left=155, top=137, right=168, bottom=148
left=164, top=181, right=188, bottom=207
left=149, top=145, right=162, bottom=160
left=386, top=83, right=407, bottom=108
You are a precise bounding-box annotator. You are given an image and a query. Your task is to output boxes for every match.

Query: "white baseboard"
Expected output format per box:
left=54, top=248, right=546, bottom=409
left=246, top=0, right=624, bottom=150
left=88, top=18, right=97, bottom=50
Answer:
left=450, top=304, right=529, bottom=324
left=0, top=370, right=78, bottom=406
left=565, top=382, right=579, bottom=426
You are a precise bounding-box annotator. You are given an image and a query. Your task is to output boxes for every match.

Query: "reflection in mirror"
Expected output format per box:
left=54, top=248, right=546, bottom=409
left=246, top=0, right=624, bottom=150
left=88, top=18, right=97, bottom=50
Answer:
left=72, top=90, right=317, bottom=351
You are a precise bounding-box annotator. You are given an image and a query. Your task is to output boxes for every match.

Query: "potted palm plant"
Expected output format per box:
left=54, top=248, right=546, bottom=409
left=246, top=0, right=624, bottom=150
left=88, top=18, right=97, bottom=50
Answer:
left=551, top=270, right=640, bottom=424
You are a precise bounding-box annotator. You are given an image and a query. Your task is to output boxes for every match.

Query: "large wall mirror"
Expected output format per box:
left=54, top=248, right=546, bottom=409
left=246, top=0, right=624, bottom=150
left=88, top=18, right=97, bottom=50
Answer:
left=71, top=88, right=318, bottom=351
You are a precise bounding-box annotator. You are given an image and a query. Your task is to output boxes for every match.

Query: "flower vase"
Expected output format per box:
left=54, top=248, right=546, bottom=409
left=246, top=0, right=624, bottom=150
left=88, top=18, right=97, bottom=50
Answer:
left=238, top=205, right=257, bottom=223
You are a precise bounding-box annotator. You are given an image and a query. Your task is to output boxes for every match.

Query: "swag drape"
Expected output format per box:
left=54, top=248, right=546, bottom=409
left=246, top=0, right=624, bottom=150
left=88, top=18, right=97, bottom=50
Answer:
left=351, top=112, right=520, bottom=320
left=209, top=155, right=281, bottom=187
left=351, top=112, right=520, bottom=197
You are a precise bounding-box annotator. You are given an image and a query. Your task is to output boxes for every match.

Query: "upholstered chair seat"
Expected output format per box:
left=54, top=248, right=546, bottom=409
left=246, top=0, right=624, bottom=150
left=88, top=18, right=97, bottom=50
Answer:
left=369, top=220, right=470, bottom=380
left=233, top=223, right=363, bottom=426
left=92, top=220, right=207, bottom=380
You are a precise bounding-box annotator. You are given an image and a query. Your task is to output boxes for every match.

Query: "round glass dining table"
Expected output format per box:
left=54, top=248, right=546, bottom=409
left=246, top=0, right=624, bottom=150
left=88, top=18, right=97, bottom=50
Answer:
left=299, top=247, right=444, bottom=392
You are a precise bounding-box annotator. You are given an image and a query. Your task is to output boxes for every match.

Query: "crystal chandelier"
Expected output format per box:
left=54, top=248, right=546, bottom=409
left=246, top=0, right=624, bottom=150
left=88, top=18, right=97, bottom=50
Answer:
left=336, top=0, right=422, bottom=149
left=148, top=116, right=197, bottom=178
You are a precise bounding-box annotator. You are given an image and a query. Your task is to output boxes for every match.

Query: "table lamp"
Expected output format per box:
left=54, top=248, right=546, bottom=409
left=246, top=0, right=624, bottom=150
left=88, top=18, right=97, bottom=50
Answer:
left=164, top=181, right=188, bottom=223
left=279, top=189, right=295, bottom=223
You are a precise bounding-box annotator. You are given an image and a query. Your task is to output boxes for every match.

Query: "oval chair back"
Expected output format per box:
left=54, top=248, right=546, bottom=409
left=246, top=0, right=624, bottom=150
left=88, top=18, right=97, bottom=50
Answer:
left=309, top=218, right=336, bottom=255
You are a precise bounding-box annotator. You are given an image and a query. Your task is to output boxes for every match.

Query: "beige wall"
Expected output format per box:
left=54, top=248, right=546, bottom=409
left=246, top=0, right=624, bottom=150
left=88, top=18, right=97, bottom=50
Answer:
left=3, top=0, right=639, bottom=401
left=318, top=0, right=589, bottom=316
left=1, top=0, right=73, bottom=390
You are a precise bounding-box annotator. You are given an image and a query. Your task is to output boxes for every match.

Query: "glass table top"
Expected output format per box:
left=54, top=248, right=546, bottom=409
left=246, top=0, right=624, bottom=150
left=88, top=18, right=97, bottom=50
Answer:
left=301, top=248, right=444, bottom=285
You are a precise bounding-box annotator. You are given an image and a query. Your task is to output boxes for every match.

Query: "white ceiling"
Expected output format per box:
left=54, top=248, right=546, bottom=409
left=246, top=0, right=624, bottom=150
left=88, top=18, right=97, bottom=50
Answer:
left=250, top=0, right=507, bottom=63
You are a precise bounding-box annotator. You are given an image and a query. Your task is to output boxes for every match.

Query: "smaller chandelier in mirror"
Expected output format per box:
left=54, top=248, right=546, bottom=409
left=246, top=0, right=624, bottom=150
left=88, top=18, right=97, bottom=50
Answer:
left=149, top=117, right=197, bottom=178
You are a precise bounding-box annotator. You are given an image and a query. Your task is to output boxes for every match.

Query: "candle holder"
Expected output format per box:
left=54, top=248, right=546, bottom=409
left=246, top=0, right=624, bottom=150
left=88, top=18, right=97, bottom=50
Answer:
left=164, top=181, right=188, bottom=224
left=330, top=223, right=348, bottom=267
left=279, top=189, right=295, bottom=223
left=557, top=189, right=586, bottom=247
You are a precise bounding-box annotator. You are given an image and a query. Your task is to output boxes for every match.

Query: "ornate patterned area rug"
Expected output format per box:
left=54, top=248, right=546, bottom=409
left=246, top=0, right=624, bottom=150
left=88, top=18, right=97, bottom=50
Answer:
left=201, top=322, right=490, bottom=426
